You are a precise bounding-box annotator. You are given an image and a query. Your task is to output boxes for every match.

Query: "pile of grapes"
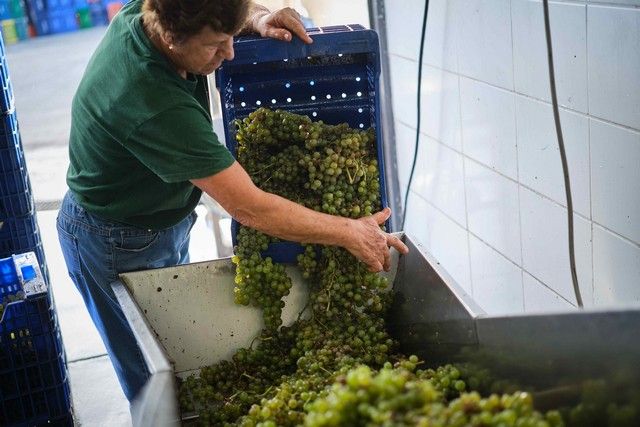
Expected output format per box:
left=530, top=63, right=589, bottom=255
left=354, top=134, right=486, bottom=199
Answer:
left=178, top=108, right=563, bottom=426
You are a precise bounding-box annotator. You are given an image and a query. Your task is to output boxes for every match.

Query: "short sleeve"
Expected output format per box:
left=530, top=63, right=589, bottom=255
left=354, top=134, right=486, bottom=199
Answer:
left=124, top=105, right=235, bottom=183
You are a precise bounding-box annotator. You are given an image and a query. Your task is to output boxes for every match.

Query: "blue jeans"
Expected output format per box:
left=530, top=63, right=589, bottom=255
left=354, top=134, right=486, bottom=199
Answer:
left=56, top=191, right=196, bottom=401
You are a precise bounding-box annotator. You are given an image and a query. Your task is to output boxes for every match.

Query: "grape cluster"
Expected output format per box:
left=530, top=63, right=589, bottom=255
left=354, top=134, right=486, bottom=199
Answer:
left=306, top=363, right=564, bottom=427
left=232, top=227, right=292, bottom=330
left=178, top=108, right=571, bottom=426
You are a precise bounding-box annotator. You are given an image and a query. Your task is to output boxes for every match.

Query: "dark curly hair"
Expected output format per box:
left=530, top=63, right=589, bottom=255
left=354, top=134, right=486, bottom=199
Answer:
left=142, top=0, right=250, bottom=42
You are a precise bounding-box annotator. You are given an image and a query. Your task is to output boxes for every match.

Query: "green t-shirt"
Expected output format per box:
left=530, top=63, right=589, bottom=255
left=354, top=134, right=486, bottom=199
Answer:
left=67, top=0, right=235, bottom=230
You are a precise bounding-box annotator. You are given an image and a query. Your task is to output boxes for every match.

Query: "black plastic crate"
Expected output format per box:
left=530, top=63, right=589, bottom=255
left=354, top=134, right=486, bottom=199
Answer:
left=0, top=254, right=72, bottom=426
left=215, top=25, right=389, bottom=263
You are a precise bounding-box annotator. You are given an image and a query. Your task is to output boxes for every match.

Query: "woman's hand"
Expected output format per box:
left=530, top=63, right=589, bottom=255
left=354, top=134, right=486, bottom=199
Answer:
left=253, top=7, right=313, bottom=44
left=343, top=208, right=409, bottom=272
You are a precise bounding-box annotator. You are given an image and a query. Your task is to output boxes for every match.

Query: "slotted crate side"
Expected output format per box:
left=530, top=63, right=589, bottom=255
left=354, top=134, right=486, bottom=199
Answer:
left=215, top=26, right=389, bottom=262
left=0, top=111, right=19, bottom=149
left=0, top=254, right=71, bottom=426
left=0, top=296, right=72, bottom=426
left=1, top=78, right=14, bottom=115
left=0, top=188, right=34, bottom=220
left=0, top=133, right=33, bottom=220
left=0, top=216, right=49, bottom=285
left=0, top=33, right=14, bottom=115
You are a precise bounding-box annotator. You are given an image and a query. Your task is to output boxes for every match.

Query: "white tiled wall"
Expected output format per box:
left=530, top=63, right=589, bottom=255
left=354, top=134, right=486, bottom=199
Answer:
left=385, top=0, right=640, bottom=314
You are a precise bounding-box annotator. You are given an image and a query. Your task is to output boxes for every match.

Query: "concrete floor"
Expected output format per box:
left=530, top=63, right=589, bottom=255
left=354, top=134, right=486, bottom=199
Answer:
left=7, top=28, right=224, bottom=425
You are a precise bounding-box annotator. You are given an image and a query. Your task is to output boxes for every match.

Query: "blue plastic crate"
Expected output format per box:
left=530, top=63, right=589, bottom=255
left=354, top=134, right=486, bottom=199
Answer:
left=215, top=25, right=389, bottom=263
left=0, top=112, right=19, bottom=150
left=0, top=167, right=30, bottom=196
left=0, top=62, right=8, bottom=89
left=0, top=214, right=40, bottom=254
left=26, top=0, right=46, bottom=14
left=0, top=253, right=72, bottom=426
left=88, top=1, right=106, bottom=26
left=0, top=128, right=26, bottom=174
left=0, top=190, right=33, bottom=220
left=47, top=9, right=77, bottom=34
left=31, top=13, right=49, bottom=36
left=0, top=0, right=11, bottom=21
left=46, top=0, right=73, bottom=11
left=0, top=213, right=48, bottom=285
left=0, top=243, right=49, bottom=289
left=1, top=78, right=15, bottom=115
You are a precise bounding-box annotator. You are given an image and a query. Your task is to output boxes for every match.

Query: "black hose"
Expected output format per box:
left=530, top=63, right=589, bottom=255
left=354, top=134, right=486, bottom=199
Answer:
left=542, top=0, right=583, bottom=307
left=401, top=0, right=429, bottom=230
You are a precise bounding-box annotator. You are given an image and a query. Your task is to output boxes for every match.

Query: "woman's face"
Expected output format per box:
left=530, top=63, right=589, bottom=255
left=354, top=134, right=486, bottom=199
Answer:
left=171, top=26, right=235, bottom=75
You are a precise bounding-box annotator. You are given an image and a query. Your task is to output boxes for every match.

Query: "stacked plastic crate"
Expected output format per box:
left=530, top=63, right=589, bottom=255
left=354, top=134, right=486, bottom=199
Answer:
left=42, top=0, right=77, bottom=35
left=0, top=33, right=72, bottom=425
left=0, top=0, right=30, bottom=44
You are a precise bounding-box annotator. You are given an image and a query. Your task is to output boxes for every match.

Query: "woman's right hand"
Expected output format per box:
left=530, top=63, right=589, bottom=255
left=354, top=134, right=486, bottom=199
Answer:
left=343, top=207, right=409, bottom=272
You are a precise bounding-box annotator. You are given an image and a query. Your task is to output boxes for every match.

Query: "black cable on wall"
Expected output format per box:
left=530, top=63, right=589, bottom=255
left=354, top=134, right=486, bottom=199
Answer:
left=542, top=0, right=583, bottom=308
left=401, top=0, right=430, bottom=230
left=399, top=0, right=582, bottom=308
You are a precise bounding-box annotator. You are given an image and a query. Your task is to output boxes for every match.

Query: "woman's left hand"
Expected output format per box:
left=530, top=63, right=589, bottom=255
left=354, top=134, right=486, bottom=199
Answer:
left=254, top=7, right=313, bottom=44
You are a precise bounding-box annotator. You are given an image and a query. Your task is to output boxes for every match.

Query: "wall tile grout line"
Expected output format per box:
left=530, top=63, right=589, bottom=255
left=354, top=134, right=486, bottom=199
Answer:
left=510, top=0, right=527, bottom=311
left=398, top=118, right=640, bottom=249
left=587, top=0, right=596, bottom=305
left=411, top=189, right=577, bottom=308
left=454, top=44, right=474, bottom=299
left=390, top=52, right=640, bottom=135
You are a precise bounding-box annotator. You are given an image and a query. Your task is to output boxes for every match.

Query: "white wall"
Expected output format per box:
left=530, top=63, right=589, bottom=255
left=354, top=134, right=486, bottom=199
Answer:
left=385, top=0, right=640, bottom=314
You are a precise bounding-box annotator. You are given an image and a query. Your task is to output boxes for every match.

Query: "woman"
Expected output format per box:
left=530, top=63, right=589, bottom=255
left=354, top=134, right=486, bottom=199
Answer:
left=57, top=0, right=408, bottom=402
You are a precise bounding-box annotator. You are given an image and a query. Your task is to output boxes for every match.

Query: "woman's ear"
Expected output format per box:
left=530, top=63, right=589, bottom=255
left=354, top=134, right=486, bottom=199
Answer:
left=160, top=30, right=175, bottom=49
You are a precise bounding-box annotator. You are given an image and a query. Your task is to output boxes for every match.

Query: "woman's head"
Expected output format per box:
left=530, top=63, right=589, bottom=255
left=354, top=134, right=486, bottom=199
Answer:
left=142, top=0, right=250, bottom=75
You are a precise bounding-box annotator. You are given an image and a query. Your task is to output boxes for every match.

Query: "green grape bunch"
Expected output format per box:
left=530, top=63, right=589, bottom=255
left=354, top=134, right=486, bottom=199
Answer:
left=177, top=108, right=570, bottom=427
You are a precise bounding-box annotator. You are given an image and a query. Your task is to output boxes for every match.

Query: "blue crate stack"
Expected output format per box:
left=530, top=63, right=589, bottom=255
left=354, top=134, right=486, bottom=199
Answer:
left=0, top=33, right=72, bottom=426
left=215, top=25, right=389, bottom=264
left=28, top=0, right=78, bottom=36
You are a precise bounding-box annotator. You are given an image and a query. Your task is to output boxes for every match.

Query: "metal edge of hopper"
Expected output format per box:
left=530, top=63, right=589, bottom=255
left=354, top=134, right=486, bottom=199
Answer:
left=112, top=280, right=180, bottom=427
left=112, top=233, right=486, bottom=426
